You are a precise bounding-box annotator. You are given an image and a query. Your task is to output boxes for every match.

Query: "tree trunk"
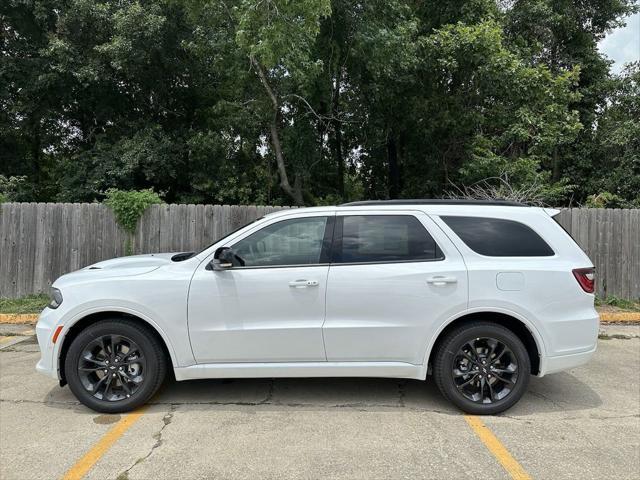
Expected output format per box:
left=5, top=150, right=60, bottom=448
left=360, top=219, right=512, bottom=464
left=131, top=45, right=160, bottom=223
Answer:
left=31, top=116, right=41, bottom=189
left=269, top=121, right=304, bottom=205
left=331, top=68, right=344, bottom=197
left=387, top=134, right=400, bottom=199
left=251, top=56, right=303, bottom=206
left=551, top=146, right=560, bottom=182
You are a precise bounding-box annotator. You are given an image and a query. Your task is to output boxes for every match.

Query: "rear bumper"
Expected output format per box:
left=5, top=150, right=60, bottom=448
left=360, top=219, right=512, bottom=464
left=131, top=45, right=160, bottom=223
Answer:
left=538, top=344, right=597, bottom=377
left=537, top=306, right=599, bottom=377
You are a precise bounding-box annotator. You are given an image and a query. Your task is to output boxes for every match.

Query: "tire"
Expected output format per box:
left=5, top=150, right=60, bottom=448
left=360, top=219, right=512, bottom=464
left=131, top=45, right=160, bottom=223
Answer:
left=64, top=319, right=167, bottom=413
left=433, top=321, right=531, bottom=415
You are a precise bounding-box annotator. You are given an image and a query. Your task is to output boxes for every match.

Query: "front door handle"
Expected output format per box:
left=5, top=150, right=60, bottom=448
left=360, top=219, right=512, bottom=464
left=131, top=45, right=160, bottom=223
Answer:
left=289, top=279, right=319, bottom=288
left=427, top=276, right=458, bottom=286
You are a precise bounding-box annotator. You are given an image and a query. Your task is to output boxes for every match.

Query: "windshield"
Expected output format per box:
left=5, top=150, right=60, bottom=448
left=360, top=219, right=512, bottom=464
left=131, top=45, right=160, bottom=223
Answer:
left=190, top=217, right=264, bottom=258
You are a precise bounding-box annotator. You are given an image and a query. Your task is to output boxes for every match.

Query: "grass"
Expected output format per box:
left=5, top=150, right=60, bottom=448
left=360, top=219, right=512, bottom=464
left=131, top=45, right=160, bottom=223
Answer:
left=0, top=294, right=49, bottom=314
left=595, top=296, right=640, bottom=312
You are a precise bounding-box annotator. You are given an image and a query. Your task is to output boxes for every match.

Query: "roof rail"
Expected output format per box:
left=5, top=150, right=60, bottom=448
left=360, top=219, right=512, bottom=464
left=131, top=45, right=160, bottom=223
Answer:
left=340, top=199, right=527, bottom=207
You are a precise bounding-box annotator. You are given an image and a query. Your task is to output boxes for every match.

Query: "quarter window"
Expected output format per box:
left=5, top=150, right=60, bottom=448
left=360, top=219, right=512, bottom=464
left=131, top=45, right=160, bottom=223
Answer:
left=441, top=216, right=554, bottom=257
left=333, top=215, right=443, bottom=264
left=232, top=217, right=330, bottom=267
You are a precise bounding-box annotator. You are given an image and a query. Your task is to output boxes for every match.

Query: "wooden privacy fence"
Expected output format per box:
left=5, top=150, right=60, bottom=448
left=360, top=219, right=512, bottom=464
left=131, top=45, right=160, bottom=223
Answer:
left=0, top=203, right=638, bottom=299
left=0, top=203, right=290, bottom=298
left=554, top=208, right=639, bottom=300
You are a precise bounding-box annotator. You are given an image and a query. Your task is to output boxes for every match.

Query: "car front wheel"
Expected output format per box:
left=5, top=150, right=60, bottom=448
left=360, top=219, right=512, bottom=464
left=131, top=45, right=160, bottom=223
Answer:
left=433, top=321, right=531, bottom=415
left=64, top=319, right=167, bottom=413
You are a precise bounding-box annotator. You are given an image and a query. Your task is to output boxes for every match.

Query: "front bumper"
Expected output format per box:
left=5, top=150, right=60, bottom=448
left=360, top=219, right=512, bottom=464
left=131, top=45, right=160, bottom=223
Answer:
left=35, top=308, right=61, bottom=380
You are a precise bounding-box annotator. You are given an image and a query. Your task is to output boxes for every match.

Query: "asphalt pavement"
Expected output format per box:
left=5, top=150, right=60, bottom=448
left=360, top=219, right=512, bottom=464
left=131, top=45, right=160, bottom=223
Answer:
left=0, top=325, right=638, bottom=480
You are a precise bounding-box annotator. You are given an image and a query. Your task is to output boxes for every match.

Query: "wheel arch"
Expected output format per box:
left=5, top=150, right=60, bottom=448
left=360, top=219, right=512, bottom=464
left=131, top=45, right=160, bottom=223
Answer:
left=57, top=309, right=177, bottom=386
left=424, top=310, right=544, bottom=378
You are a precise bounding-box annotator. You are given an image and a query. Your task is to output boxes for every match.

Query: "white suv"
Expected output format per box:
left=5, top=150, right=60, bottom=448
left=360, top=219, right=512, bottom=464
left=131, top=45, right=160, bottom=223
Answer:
left=35, top=200, right=599, bottom=414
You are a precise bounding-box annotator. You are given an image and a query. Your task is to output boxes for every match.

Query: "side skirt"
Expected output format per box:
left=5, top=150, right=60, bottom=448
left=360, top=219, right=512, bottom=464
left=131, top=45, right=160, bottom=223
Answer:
left=174, top=361, right=425, bottom=381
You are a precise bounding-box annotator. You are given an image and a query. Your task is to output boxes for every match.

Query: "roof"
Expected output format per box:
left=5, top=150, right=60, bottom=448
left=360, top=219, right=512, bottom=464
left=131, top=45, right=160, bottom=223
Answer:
left=340, top=199, right=527, bottom=207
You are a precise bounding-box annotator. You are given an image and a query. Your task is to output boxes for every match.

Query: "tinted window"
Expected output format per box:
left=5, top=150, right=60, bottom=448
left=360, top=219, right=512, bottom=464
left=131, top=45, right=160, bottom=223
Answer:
left=232, top=217, right=329, bottom=267
left=441, top=216, right=554, bottom=257
left=333, top=215, right=442, bottom=263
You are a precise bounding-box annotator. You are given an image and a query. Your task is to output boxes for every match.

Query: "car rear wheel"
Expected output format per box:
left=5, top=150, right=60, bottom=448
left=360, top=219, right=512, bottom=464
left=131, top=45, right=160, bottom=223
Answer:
left=64, top=319, right=167, bottom=413
left=433, top=321, right=531, bottom=415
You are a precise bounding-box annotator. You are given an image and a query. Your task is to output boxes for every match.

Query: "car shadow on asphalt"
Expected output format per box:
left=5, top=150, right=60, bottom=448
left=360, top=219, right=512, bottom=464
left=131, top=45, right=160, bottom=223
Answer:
left=43, top=372, right=602, bottom=417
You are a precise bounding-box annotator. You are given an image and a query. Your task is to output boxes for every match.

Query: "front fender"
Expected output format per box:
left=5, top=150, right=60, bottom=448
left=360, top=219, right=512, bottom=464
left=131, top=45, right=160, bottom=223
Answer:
left=40, top=301, right=194, bottom=382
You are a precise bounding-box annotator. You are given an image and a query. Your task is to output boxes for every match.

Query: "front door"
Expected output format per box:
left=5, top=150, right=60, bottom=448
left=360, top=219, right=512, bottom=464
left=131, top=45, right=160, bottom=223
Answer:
left=188, top=213, right=334, bottom=363
left=323, top=212, right=468, bottom=365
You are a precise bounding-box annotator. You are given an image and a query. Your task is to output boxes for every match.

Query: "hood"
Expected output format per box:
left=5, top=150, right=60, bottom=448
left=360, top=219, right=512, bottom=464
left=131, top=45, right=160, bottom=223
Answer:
left=85, top=253, right=178, bottom=274
left=53, top=253, right=181, bottom=288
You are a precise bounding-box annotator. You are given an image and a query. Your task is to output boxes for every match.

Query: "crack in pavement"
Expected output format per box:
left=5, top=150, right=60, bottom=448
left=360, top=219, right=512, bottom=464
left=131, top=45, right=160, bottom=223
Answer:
left=259, top=378, right=275, bottom=404
left=0, top=398, right=80, bottom=406
left=116, top=405, right=176, bottom=480
left=146, top=399, right=448, bottom=412
left=397, top=380, right=407, bottom=407
left=4, top=396, right=632, bottom=422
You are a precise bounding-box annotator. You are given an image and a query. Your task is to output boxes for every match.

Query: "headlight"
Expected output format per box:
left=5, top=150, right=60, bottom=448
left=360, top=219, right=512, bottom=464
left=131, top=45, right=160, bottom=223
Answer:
left=48, top=288, right=63, bottom=309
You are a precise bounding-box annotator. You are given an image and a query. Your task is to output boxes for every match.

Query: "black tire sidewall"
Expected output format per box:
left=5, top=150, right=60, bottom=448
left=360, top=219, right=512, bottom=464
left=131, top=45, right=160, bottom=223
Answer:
left=65, top=320, right=165, bottom=413
left=434, top=323, right=531, bottom=415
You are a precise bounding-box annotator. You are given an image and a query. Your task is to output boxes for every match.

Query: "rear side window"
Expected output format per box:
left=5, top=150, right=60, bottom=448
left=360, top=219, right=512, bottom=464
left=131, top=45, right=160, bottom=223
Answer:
left=441, top=216, right=554, bottom=257
left=333, top=215, right=443, bottom=263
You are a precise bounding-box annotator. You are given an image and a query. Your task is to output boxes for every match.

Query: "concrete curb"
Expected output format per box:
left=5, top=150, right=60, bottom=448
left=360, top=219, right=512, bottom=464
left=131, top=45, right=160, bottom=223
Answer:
left=598, top=312, right=640, bottom=322
left=0, top=314, right=39, bottom=324
left=1, top=311, right=639, bottom=325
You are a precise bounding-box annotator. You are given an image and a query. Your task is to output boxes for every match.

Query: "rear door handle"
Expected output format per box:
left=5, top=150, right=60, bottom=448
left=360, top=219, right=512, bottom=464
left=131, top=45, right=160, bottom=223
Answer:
left=427, top=276, right=458, bottom=286
left=289, top=279, right=319, bottom=288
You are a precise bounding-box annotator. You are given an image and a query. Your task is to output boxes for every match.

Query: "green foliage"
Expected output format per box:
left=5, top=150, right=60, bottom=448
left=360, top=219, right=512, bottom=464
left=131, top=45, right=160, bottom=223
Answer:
left=103, top=188, right=164, bottom=234
left=595, top=296, right=640, bottom=311
left=584, top=192, right=635, bottom=208
left=1, top=0, right=638, bottom=206
left=235, top=0, right=331, bottom=76
left=0, top=294, right=50, bottom=314
left=0, top=175, right=33, bottom=202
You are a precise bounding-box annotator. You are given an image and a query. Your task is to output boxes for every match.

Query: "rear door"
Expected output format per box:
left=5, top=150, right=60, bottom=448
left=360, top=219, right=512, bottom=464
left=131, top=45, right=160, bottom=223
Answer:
left=322, top=211, right=468, bottom=365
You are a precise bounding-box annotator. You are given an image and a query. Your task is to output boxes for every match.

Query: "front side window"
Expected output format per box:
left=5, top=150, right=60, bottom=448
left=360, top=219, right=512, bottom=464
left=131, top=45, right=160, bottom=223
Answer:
left=333, top=215, right=443, bottom=264
left=441, top=216, right=554, bottom=257
left=231, top=217, right=330, bottom=267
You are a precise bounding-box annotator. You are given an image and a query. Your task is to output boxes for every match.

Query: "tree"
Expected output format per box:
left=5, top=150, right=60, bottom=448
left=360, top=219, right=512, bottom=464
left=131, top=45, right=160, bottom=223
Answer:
left=588, top=63, right=640, bottom=205
left=1, top=0, right=638, bottom=207
left=233, top=0, right=331, bottom=205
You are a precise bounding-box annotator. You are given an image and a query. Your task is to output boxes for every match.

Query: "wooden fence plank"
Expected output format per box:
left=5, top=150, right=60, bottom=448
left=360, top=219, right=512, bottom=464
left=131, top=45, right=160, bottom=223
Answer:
left=631, top=209, right=640, bottom=299
left=7, top=204, right=20, bottom=297
left=0, top=204, right=11, bottom=297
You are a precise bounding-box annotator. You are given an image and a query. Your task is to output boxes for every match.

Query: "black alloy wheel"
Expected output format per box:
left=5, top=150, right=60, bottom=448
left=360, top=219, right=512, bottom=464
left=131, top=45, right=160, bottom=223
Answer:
left=65, top=319, right=167, bottom=413
left=433, top=321, right=531, bottom=415
left=452, top=337, right=519, bottom=404
left=77, top=334, right=146, bottom=402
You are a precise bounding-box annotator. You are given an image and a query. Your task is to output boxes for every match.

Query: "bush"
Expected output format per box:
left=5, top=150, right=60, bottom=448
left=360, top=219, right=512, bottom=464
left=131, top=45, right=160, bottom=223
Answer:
left=584, top=192, right=631, bottom=208
left=103, top=188, right=163, bottom=234
left=0, top=175, right=33, bottom=202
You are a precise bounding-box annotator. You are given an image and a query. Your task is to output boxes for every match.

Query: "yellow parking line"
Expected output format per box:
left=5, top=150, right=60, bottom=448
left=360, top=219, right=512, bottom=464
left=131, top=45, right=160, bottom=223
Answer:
left=0, top=336, right=12, bottom=344
left=62, top=408, right=147, bottom=480
left=464, top=415, right=532, bottom=480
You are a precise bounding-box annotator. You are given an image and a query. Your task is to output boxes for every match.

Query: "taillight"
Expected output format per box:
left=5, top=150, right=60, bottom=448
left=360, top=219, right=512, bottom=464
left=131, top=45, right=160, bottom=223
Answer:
left=573, top=267, right=595, bottom=293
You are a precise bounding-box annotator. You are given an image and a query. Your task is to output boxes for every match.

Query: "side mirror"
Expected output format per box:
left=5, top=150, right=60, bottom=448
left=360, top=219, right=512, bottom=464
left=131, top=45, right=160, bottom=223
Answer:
left=208, top=247, right=235, bottom=271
